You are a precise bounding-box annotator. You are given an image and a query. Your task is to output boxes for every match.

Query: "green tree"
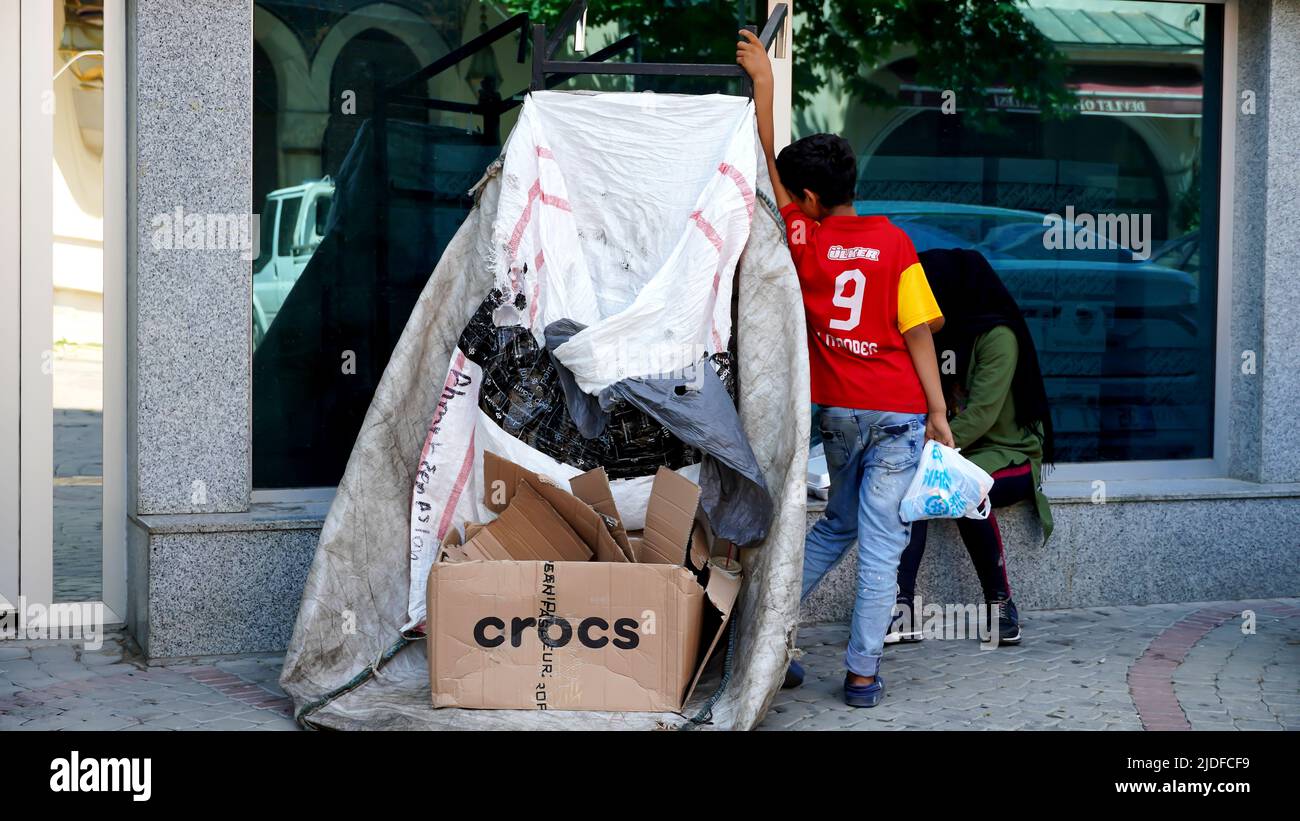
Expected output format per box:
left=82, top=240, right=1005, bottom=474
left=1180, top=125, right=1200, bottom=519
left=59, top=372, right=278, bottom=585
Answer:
left=507, top=0, right=1075, bottom=126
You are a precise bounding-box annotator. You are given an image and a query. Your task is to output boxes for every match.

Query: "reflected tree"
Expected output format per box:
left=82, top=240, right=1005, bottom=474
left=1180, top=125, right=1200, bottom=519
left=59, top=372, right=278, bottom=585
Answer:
left=507, top=0, right=1075, bottom=126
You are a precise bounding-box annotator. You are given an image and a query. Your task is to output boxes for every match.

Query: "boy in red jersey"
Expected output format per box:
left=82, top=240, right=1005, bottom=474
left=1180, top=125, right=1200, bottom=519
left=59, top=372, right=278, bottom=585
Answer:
left=738, top=30, right=953, bottom=707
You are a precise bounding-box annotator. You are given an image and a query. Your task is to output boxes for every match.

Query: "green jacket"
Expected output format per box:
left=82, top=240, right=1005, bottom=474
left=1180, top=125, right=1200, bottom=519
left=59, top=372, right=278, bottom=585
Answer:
left=947, top=325, right=1054, bottom=541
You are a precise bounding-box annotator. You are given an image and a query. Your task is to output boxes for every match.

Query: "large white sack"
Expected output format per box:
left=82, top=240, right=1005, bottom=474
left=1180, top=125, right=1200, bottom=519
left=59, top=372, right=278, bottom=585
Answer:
left=279, top=92, right=809, bottom=731
left=406, top=91, right=760, bottom=630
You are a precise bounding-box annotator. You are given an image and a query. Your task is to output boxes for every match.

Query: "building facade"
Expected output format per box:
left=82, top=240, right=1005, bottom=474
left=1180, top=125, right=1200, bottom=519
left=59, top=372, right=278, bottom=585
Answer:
left=2, top=0, right=1296, bottom=657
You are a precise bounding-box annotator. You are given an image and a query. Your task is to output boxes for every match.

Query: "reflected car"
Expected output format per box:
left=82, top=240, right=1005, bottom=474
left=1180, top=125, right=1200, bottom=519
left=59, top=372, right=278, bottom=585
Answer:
left=252, top=178, right=334, bottom=348
left=855, top=200, right=1207, bottom=462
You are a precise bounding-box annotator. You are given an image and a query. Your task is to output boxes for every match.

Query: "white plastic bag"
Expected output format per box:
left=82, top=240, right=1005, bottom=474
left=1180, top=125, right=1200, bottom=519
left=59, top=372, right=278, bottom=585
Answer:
left=899, top=440, right=996, bottom=522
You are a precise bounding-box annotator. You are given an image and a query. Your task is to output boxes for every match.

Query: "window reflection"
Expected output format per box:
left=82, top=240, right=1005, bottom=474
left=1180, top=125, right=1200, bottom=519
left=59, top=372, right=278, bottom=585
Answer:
left=251, top=0, right=762, bottom=488
left=798, top=0, right=1220, bottom=462
left=52, top=0, right=105, bottom=601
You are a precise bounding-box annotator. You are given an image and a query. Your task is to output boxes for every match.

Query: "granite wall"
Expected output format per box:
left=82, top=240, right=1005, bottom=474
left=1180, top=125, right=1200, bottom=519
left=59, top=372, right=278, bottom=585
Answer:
left=121, top=0, right=1300, bottom=658
left=800, top=491, right=1300, bottom=625
left=128, top=0, right=253, bottom=516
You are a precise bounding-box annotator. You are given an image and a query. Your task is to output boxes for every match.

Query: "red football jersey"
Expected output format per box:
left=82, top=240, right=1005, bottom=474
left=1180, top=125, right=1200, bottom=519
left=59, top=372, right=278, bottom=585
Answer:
left=781, top=203, right=942, bottom=413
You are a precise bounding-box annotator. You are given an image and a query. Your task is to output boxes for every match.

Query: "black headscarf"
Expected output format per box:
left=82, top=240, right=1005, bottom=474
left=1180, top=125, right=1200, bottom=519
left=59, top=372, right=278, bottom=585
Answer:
left=919, top=248, right=1055, bottom=465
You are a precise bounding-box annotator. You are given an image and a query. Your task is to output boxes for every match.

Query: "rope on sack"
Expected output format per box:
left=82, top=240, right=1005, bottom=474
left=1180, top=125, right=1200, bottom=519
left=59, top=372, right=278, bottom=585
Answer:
left=680, top=185, right=777, bottom=731
left=293, top=634, right=413, bottom=729
left=682, top=616, right=738, bottom=729
left=754, top=187, right=784, bottom=236
left=467, top=156, right=504, bottom=204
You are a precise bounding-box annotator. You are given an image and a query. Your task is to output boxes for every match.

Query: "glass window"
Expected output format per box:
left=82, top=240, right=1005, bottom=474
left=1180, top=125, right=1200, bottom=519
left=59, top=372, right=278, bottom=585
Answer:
left=252, top=0, right=766, bottom=488
left=252, top=203, right=276, bottom=274
left=252, top=0, right=529, bottom=488
left=794, top=0, right=1221, bottom=462
left=308, top=192, right=332, bottom=243
left=51, top=0, right=107, bottom=601
left=276, top=195, right=300, bottom=257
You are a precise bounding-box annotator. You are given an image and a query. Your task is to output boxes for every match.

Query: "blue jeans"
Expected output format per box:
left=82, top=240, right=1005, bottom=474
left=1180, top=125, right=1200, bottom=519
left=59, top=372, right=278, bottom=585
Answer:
left=803, top=407, right=926, bottom=677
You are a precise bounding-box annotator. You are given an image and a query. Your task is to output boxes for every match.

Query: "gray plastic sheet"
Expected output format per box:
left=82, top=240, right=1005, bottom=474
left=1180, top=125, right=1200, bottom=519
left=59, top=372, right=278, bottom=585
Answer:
left=279, top=143, right=810, bottom=731
left=545, top=319, right=772, bottom=546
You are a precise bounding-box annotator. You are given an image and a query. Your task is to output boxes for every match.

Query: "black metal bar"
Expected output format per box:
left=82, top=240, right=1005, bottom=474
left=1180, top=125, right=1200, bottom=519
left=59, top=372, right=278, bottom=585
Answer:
left=538, top=33, right=641, bottom=89
left=372, top=76, right=391, bottom=383
left=486, top=34, right=638, bottom=115
left=531, top=23, right=547, bottom=90
left=516, top=16, right=529, bottom=64
left=739, top=24, right=757, bottom=97
left=384, top=12, right=529, bottom=96
left=480, top=77, right=503, bottom=144
left=546, top=0, right=589, bottom=58
left=442, top=32, right=632, bottom=116
left=757, top=3, right=788, bottom=50
left=541, top=60, right=744, bottom=78
left=389, top=183, right=463, bottom=203
left=390, top=96, right=485, bottom=114
left=530, top=3, right=788, bottom=89
left=579, top=33, right=639, bottom=66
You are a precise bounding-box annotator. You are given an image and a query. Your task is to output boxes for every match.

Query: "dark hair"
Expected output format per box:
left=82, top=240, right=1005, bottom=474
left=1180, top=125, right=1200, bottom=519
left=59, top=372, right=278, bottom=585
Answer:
left=775, top=133, right=857, bottom=207
left=919, top=248, right=1056, bottom=466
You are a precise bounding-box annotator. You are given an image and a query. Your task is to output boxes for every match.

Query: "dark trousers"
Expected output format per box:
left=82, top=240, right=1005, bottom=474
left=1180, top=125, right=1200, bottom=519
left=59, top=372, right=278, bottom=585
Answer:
left=896, top=463, right=1034, bottom=603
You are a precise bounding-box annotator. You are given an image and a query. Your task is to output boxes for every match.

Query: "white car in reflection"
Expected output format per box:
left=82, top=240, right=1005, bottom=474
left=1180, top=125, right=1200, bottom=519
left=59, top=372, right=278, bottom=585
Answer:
left=252, top=178, right=334, bottom=348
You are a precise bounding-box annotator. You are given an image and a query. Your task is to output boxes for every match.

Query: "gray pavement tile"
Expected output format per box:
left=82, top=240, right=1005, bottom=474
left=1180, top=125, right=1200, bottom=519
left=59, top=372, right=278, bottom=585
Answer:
left=151, top=713, right=202, bottom=730
left=29, top=645, right=78, bottom=664
left=197, top=716, right=261, bottom=730
left=256, top=718, right=302, bottom=730
left=1231, top=718, right=1283, bottom=731
left=37, top=662, right=101, bottom=682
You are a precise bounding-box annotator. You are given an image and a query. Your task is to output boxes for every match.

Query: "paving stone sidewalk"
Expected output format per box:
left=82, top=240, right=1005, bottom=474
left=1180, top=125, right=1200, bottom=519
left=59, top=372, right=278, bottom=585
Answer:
left=765, top=598, right=1299, bottom=731
left=1, top=598, right=1295, bottom=731
left=0, top=637, right=296, bottom=731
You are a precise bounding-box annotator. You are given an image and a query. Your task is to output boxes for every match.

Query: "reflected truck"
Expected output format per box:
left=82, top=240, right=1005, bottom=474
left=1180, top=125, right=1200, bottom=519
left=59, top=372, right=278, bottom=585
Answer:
left=252, top=178, right=334, bottom=348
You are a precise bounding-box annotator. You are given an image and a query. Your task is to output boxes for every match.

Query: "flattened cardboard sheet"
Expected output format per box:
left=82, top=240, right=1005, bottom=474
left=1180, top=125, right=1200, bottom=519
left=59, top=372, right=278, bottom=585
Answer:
left=481, top=450, right=625, bottom=563
left=568, top=466, right=634, bottom=561
left=636, top=467, right=702, bottom=565
left=460, top=479, right=593, bottom=563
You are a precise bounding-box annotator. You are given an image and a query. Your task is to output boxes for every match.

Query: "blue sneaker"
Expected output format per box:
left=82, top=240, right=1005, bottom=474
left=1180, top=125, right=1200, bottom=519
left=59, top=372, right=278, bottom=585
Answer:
left=782, top=660, right=804, bottom=689
left=843, top=673, right=886, bottom=708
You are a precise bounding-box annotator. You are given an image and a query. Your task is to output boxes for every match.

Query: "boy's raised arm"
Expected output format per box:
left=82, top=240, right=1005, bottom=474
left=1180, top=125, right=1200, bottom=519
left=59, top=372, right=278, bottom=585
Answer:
left=737, top=29, right=792, bottom=209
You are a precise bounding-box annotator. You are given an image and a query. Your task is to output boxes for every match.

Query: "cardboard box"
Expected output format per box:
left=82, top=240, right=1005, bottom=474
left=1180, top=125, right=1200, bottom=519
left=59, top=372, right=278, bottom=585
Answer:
left=427, top=452, right=740, bottom=712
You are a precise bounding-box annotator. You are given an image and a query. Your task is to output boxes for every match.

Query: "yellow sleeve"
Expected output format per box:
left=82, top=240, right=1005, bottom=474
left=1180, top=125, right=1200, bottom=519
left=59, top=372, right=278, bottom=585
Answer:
left=897, top=262, right=943, bottom=333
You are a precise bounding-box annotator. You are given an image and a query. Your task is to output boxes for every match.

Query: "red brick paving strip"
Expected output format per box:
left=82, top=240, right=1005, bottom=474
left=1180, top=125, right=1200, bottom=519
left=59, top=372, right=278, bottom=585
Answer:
left=185, top=666, right=295, bottom=718
left=1128, top=602, right=1300, bottom=731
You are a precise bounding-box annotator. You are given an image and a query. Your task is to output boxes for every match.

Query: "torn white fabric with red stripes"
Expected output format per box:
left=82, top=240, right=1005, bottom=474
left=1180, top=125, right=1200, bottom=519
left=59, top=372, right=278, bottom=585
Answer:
left=493, top=91, right=756, bottom=394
